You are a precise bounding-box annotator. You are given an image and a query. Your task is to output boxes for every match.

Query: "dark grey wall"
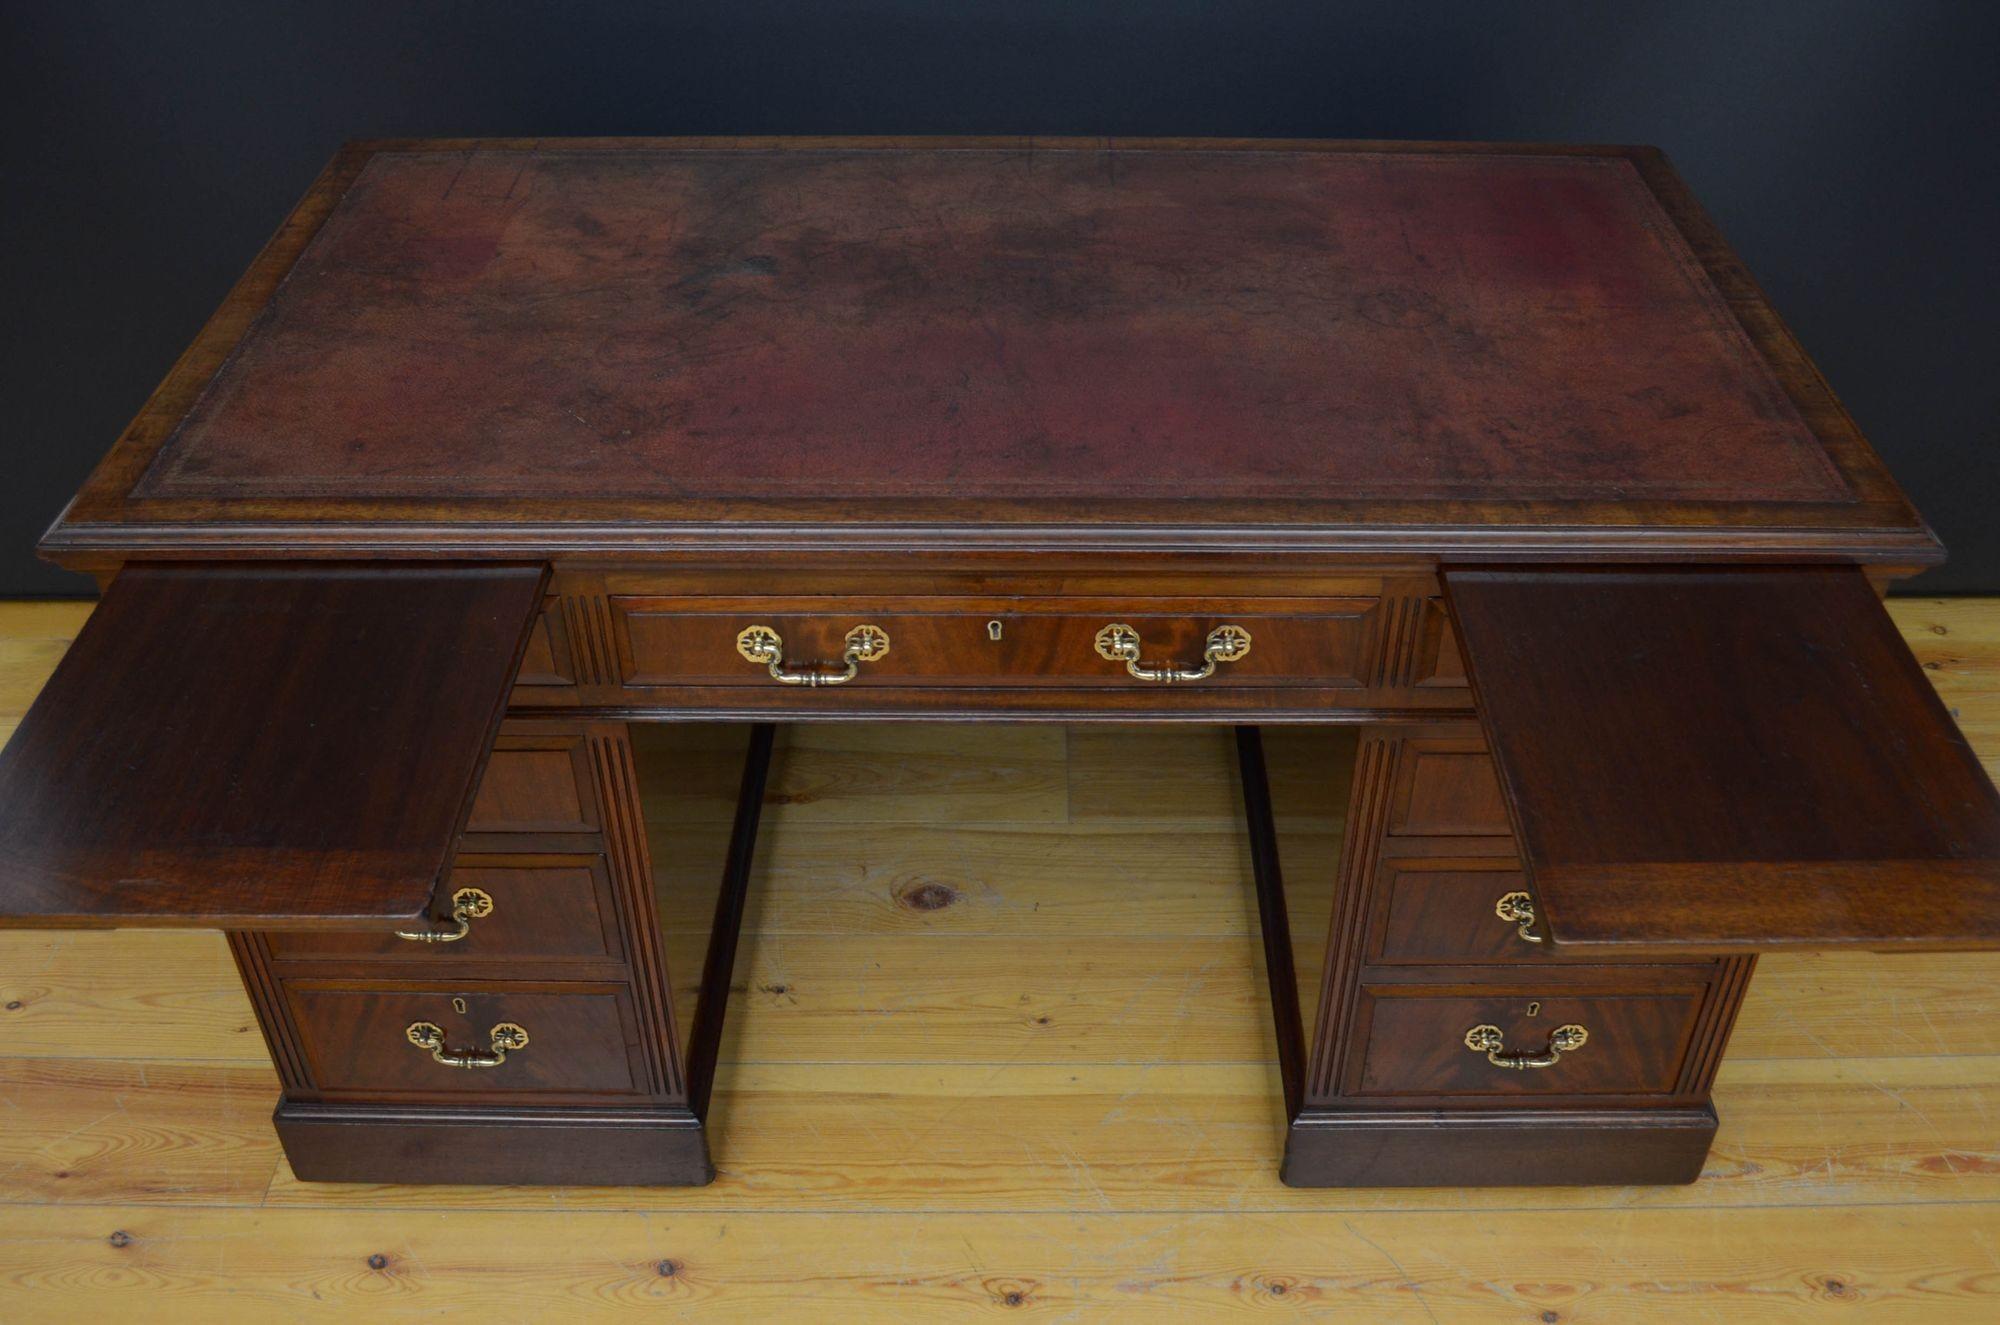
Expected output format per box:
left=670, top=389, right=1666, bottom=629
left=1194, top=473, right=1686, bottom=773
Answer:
left=5, top=1, right=1996, bottom=594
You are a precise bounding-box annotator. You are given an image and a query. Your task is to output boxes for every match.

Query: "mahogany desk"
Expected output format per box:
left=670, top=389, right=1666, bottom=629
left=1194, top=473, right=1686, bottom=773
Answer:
left=5, top=139, right=1998, bottom=1189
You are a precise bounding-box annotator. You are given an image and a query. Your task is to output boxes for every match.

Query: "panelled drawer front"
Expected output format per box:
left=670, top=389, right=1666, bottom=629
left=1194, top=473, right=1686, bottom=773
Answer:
left=465, top=731, right=598, bottom=834
left=284, top=982, right=648, bottom=1097
left=609, top=597, right=1382, bottom=688
left=1369, top=858, right=1670, bottom=967
left=514, top=598, right=576, bottom=687
left=1411, top=600, right=1469, bottom=690
left=1352, top=986, right=1705, bottom=1098
left=1369, top=857, right=1549, bottom=964
left=1387, top=737, right=1512, bottom=837
left=265, top=858, right=622, bottom=964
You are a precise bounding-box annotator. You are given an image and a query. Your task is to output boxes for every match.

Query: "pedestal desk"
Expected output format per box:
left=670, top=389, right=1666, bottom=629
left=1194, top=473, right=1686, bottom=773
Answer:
left=5, top=139, right=1998, bottom=1188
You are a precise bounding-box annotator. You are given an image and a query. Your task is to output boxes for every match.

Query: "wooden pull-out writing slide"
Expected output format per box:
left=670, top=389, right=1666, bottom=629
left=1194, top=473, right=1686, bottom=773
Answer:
left=0, top=563, right=546, bottom=928
left=1443, top=566, right=2000, bottom=954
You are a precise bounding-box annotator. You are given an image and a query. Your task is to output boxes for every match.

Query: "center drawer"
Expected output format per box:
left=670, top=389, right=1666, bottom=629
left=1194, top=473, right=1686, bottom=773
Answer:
left=608, top=596, right=1383, bottom=689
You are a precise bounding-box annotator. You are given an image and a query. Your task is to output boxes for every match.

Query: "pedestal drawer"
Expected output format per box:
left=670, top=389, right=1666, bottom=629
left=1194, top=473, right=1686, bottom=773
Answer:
left=1364, top=856, right=1666, bottom=966
left=464, top=729, right=599, bottom=835
left=283, top=981, right=651, bottom=1098
left=1350, top=984, right=1706, bottom=1098
left=265, top=858, right=623, bottom=964
left=1385, top=736, right=1512, bottom=838
left=1367, top=857, right=1547, bottom=964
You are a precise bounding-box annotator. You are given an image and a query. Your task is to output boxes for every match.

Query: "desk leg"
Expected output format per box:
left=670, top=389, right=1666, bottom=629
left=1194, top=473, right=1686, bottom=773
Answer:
left=227, top=719, right=767, bottom=1187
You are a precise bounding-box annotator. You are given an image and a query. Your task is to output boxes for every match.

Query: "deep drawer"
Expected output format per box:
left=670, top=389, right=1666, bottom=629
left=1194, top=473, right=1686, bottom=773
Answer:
left=1350, top=984, right=1706, bottom=1098
left=265, top=857, right=623, bottom=964
left=283, top=981, right=650, bottom=1098
left=608, top=596, right=1384, bottom=689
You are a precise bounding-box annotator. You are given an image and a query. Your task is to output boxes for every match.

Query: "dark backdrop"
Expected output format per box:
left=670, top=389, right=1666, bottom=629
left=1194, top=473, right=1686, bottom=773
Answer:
left=6, top=1, right=1996, bottom=595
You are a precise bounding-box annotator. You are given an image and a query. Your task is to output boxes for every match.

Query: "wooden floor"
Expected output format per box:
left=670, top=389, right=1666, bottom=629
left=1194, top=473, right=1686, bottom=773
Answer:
left=2, top=598, right=1999, bottom=1322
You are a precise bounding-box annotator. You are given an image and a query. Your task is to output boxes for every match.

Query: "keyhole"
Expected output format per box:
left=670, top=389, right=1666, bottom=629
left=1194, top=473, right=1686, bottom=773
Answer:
left=1525, top=1001, right=1541, bottom=1018
left=451, top=996, right=468, bottom=1015
left=987, top=620, right=1004, bottom=641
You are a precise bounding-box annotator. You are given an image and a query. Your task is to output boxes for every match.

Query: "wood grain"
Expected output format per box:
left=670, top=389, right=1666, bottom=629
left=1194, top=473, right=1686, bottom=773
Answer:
left=0, top=602, right=91, bottom=725
left=3, top=1054, right=1998, bottom=1215
left=1447, top=567, right=2000, bottom=952
left=1, top=1204, right=1996, bottom=1322
left=640, top=722, right=1069, bottom=826
left=0, top=564, right=548, bottom=928
left=2, top=599, right=1999, bottom=1319
left=0, top=931, right=262, bottom=1060
left=0, top=1059, right=281, bottom=1206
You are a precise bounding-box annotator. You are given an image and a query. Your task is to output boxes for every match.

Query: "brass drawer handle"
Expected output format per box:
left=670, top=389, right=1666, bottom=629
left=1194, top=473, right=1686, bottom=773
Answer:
left=736, top=623, right=889, bottom=687
left=1494, top=890, right=1544, bottom=944
left=405, top=1020, right=529, bottom=1069
left=1464, top=1022, right=1588, bottom=1070
left=395, top=887, right=493, bottom=944
left=1094, top=623, right=1251, bottom=683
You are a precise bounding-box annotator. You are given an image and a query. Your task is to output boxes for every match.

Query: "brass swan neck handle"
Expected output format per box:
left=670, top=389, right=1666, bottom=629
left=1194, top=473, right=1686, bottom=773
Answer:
left=1463, top=1023, right=1588, bottom=1070
left=405, top=1020, right=529, bottom=1069
left=1094, top=623, right=1251, bottom=683
left=737, top=624, right=890, bottom=687
left=395, top=887, right=494, bottom=944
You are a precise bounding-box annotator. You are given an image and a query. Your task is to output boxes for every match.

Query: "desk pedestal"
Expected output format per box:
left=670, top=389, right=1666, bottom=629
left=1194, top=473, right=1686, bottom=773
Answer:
left=229, top=719, right=770, bottom=1187
left=1237, top=725, right=1756, bottom=1188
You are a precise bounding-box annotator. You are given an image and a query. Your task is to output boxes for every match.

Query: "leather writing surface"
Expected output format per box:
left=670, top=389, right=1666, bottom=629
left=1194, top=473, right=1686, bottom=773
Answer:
left=139, top=147, right=1843, bottom=507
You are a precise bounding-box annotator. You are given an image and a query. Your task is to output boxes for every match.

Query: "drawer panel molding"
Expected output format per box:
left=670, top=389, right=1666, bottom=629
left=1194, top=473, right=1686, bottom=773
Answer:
left=1368, top=858, right=1545, bottom=964
left=1351, top=987, right=1706, bottom=1098
left=465, top=729, right=599, bottom=834
left=610, top=596, right=1383, bottom=690
left=266, top=857, right=624, bottom=965
left=283, top=982, right=650, bottom=1099
left=1387, top=737, right=1512, bottom=837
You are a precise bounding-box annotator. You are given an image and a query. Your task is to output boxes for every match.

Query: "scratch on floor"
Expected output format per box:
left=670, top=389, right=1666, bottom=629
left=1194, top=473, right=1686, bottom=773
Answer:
left=1343, top=1218, right=1439, bottom=1325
